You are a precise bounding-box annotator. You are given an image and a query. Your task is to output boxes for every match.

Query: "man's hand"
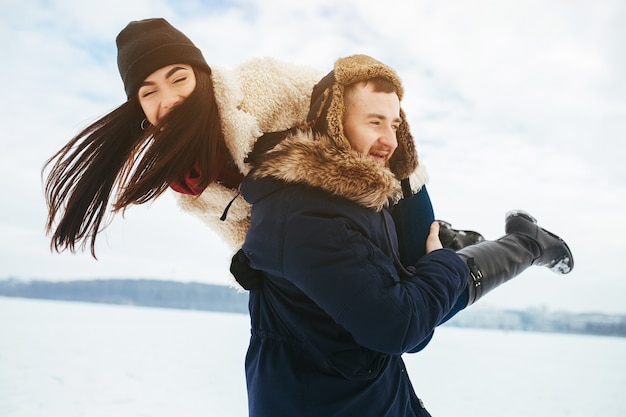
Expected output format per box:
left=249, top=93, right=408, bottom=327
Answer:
left=425, top=221, right=443, bottom=254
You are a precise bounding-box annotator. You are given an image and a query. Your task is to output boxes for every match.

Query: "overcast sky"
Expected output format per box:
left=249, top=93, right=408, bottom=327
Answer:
left=1, top=0, right=625, bottom=314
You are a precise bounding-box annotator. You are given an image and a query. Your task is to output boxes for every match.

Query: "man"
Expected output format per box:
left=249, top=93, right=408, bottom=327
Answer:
left=233, top=55, right=572, bottom=416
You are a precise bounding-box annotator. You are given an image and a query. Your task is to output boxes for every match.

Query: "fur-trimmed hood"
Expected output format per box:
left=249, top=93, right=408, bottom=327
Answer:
left=306, top=55, right=419, bottom=182
left=247, top=129, right=427, bottom=211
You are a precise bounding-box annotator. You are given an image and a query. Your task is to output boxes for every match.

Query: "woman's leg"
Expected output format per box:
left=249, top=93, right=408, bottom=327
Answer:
left=457, top=210, right=573, bottom=306
left=391, top=191, right=573, bottom=324
left=391, top=185, right=435, bottom=266
left=392, top=185, right=474, bottom=323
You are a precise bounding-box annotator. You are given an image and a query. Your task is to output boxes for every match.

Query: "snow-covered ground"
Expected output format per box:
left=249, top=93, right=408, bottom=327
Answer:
left=1, top=297, right=624, bottom=417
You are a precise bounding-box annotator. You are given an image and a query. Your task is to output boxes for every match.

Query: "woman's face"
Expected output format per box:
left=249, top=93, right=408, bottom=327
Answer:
left=137, top=64, right=196, bottom=126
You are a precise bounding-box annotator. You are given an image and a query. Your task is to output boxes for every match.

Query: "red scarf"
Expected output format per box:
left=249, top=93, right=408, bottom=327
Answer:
left=170, top=153, right=244, bottom=195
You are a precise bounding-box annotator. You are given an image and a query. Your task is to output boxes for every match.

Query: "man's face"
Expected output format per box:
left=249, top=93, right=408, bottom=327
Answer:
left=342, top=82, right=400, bottom=166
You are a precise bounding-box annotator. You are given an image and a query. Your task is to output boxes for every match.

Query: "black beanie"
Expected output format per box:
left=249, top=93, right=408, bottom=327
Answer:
left=116, top=18, right=211, bottom=98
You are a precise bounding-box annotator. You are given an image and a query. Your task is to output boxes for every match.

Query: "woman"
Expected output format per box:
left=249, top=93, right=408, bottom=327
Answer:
left=44, top=18, right=323, bottom=256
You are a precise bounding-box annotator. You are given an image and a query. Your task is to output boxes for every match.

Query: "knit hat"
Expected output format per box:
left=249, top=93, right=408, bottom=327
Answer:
left=306, top=54, right=418, bottom=181
left=116, top=18, right=211, bottom=98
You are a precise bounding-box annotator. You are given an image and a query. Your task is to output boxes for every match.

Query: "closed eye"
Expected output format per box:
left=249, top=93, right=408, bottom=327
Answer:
left=140, top=89, right=157, bottom=98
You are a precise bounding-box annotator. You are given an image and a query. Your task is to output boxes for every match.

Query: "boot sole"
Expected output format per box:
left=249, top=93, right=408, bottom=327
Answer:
left=505, top=209, right=537, bottom=225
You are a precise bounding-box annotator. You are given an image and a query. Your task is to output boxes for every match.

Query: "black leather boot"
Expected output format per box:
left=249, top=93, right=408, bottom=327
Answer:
left=457, top=210, right=574, bottom=306
left=437, top=220, right=485, bottom=251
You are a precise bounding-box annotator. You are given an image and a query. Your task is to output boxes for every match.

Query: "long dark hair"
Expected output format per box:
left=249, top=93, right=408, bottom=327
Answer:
left=44, top=68, right=224, bottom=257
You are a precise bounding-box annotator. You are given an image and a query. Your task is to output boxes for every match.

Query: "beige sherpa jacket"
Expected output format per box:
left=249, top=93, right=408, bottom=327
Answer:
left=175, top=58, right=324, bottom=248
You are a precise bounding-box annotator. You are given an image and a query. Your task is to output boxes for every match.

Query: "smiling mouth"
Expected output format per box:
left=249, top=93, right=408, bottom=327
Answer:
left=369, top=151, right=388, bottom=164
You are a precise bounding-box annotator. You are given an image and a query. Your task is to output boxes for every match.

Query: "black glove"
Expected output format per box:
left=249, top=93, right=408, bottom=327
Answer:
left=230, top=249, right=264, bottom=290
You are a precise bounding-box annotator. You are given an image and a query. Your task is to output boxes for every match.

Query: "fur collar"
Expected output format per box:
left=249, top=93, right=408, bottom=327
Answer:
left=249, top=129, right=403, bottom=211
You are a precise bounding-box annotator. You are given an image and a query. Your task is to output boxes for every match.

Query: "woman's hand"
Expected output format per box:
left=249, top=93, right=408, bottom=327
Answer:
left=425, top=221, right=443, bottom=254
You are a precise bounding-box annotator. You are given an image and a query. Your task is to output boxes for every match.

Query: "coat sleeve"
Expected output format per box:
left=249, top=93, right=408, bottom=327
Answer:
left=279, top=209, right=469, bottom=355
left=214, top=58, right=324, bottom=177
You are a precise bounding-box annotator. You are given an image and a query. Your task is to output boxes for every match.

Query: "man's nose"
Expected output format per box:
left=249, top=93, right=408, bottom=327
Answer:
left=380, top=125, right=398, bottom=150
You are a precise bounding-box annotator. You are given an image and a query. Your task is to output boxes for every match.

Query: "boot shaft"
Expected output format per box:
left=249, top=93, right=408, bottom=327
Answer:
left=458, top=236, right=535, bottom=305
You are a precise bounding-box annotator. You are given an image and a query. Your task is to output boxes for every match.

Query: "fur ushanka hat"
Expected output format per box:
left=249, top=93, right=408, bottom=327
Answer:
left=116, top=18, right=211, bottom=98
left=306, top=54, right=419, bottom=181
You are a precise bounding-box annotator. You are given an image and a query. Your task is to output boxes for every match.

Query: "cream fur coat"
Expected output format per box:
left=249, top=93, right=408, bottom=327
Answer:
left=175, top=58, right=324, bottom=249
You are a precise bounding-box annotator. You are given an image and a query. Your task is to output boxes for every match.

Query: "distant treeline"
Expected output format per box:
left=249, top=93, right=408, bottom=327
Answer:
left=2, top=278, right=625, bottom=338
left=0, top=278, right=248, bottom=314
left=445, top=307, right=626, bottom=338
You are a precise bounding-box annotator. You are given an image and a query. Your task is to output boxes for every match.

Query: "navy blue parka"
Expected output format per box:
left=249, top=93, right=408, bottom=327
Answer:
left=239, top=129, right=469, bottom=417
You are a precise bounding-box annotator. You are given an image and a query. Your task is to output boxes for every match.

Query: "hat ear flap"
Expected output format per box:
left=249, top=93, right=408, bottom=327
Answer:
left=306, top=70, right=336, bottom=134
left=389, top=108, right=419, bottom=180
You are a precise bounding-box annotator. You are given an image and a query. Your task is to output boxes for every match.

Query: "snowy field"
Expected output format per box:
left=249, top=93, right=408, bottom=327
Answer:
left=1, top=296, right=625, bottom=417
